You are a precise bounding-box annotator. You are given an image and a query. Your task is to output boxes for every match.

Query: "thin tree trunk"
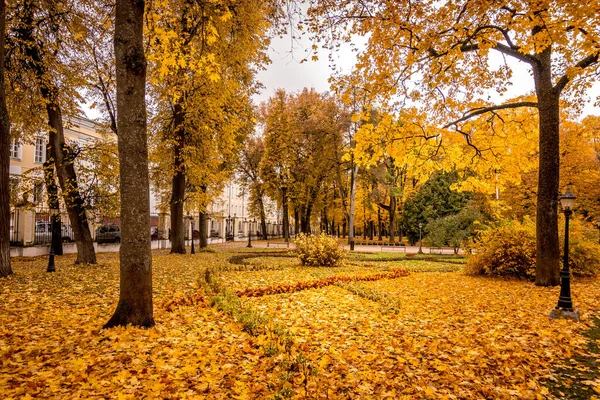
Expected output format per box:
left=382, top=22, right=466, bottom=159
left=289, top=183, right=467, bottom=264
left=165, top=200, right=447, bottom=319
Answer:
left=377, top=208, right=382, bottom=241
left=348, top=162, right=358, bottom=244
left=282, top=190, right=289, bottom=242
left=170, top=100, right=186, bottom=254
left=43, top=148, right=63, bottom=255
left=105, top=0, right=154, bottom=329
left=0, top=0, right=11, bottom=277
left=44, top=97, right=96, bottom=264
left=294, top=209, right=300, bottom=237
left=388, top=194, right=396, bottom=243
left=533, top=47, right=560, bottom=286
left=198, top=187, right=208, bottom=248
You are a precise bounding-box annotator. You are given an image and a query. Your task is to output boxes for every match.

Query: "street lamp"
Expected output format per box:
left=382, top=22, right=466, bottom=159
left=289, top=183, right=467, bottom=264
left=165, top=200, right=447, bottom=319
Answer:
left=417, top=222, right=423, bottom=254
left=247, top=218, right=253, bottom=248
left=550, top=188, right=580, bottom=322
left=47, top=207, right=59, bottom=272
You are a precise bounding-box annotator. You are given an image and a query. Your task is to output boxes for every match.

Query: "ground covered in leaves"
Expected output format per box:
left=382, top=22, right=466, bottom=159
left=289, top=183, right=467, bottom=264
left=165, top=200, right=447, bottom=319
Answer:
left=1, top=246, right=599, bottom=399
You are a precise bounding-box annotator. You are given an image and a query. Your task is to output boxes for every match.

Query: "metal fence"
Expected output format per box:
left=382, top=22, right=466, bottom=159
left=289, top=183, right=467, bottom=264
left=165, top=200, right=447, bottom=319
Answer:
left=33, top=209, right=74, bottom=245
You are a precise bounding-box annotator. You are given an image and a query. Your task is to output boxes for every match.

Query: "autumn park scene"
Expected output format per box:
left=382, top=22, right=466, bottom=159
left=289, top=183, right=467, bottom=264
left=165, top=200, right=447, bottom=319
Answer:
left=2, top=0, right=600, bottom=399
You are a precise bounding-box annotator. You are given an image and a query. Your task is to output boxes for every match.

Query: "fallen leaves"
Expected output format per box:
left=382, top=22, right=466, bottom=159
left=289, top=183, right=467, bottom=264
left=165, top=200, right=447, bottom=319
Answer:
left=0, top=249, right=598, bottom=399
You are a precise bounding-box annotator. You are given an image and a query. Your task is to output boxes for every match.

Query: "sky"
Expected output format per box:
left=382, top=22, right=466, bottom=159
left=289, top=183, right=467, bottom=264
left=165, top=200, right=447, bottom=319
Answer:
left=84, top=33, right=599, bottom=120
left=253, top=34, right=600, bottom=117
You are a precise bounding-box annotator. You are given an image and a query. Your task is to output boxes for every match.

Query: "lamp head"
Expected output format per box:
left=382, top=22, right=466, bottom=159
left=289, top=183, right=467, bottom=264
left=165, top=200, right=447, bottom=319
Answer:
left=559, top=188, right=576, bottom=211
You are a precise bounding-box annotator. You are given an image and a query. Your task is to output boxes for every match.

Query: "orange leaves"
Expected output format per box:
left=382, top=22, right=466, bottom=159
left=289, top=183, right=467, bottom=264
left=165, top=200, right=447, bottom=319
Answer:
left=235, top=268, right=410, bottom=297
left=2, top=249, right=600, bottom=398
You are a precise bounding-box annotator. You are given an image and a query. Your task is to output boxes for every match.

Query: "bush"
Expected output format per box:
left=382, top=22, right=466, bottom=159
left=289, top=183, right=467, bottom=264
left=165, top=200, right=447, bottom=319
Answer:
left=465, top=217, right=600, bottom=279
left=295, top=233, right=346, bottom=267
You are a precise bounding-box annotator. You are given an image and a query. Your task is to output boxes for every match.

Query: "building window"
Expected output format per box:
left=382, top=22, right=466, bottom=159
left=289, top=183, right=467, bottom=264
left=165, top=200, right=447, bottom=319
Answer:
left=34, top=138, right=46, bottom=163
left=33, top=183, right=44, bottom=204
left=10, top=140, right=21, bottom=160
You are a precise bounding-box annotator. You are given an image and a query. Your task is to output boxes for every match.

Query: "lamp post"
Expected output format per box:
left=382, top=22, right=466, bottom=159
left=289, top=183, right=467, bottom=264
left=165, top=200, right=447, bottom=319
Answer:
left=247, top=218, right=253, bottom=248
left=47, top=207, right=59, bottom=272
left=417, top=222, right=423, bottom=254
left=550, top=188, right=580, bottom=322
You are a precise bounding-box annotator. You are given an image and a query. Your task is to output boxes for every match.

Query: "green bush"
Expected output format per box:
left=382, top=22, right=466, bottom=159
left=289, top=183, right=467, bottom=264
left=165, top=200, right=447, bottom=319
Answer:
left=295, top=233, right=346, bottom=267
left=465, top=218, right=600, bottom=278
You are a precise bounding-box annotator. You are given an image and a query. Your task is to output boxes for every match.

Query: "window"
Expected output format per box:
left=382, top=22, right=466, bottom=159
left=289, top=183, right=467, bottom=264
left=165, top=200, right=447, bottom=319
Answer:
left=10, top=140, right=21, bottom=159
left=33, top=183, right=44, bottom=204
left=34, top=138, right=46, bottom=163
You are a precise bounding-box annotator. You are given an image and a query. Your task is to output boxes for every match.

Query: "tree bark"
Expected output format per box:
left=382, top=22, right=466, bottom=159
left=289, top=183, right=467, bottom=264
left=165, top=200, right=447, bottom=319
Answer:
left=105, top=0, right=154, bottom=329
left=377, top=208, right=382, bottom=241
left=198, top=187, right=208, bottom=248
left=533, top=47, right=561, bottom=286
left=0, top=0, right=12, bottom=278
left=44, top=97, right=96, bottom=264
left=170, top=100, right=186, bottom=254
left=198, top=211, right=208, bottom=248
left=348, top=162, right=358, bottom=244
left=282, top=189, right=290, bottom=242
left=43, top=147, right=63, bottom=255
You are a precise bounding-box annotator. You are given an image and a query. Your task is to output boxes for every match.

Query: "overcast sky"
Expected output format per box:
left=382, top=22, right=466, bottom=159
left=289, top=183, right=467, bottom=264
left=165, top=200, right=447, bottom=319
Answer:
left=253, top=35, right=600, bottom=117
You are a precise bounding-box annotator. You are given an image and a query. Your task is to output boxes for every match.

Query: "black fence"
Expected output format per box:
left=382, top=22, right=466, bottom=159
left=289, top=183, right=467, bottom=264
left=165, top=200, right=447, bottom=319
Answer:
left=34, top=209, right=75, bottom=245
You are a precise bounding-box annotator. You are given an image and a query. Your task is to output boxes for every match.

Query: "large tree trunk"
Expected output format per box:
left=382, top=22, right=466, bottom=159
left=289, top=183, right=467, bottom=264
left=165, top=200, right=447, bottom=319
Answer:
left=19, top=1, right=96, bottom=264
left=170, top=101, right=186, bottom=254
left=0, top=0, right=11, bottom=278
left=533, top=47, right=561, bottom=286
left=105, top=0, right=154, bottom=329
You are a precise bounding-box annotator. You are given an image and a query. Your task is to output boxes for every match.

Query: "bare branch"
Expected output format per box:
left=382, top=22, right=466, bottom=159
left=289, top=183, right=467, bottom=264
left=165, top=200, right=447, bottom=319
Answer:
left=554, top=51, right=599, bottom=94
left=443, top=102, right=538, bottom=128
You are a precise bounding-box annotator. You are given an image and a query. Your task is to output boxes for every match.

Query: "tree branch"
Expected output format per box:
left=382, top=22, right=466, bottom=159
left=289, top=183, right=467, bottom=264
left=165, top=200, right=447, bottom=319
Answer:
left=553, top=52, right=599, bottom=94
left=443, top=101, right=538, bottom=128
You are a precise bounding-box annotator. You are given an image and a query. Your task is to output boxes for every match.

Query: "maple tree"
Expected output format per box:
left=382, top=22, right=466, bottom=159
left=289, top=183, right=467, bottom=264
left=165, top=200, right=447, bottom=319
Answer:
left=104, top=0, right=154, bottom=329
left=304, top=0, right=600, bottom=286
left=0, top=0, right=11, bottom=278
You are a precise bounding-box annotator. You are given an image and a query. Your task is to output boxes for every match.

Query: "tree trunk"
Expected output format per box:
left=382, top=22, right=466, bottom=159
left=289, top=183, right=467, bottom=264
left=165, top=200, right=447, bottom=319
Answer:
left=533, top=47, right=561, bottom=286
left=294, top=209, right=300, bottom=237
left=348, top=162, right=358, bottom=244
left=199, top=211, right=208, bottom=248
left=170, top=101, right=186, bottom=254
left=388, top=194, right=396, bottom=243
left=377, top=208, right=383, bottom=241
left=17, top=2, right=96, bottom=264
left=44, top=96, right=96, bottom=264
left=43, top=148, right=63, bottom=255
left=0, top=0, right=11, bottom=277
left=105, top=0, right=154, bottom=329
left=302, top=204, right=312, bottom=234
left=282, top=191, right=290, bottom=242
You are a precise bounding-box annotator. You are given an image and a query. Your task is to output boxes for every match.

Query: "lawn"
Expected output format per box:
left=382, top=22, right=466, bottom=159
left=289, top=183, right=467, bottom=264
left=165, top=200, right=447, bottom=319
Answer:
left=1, top=248, right=599, bottom=399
